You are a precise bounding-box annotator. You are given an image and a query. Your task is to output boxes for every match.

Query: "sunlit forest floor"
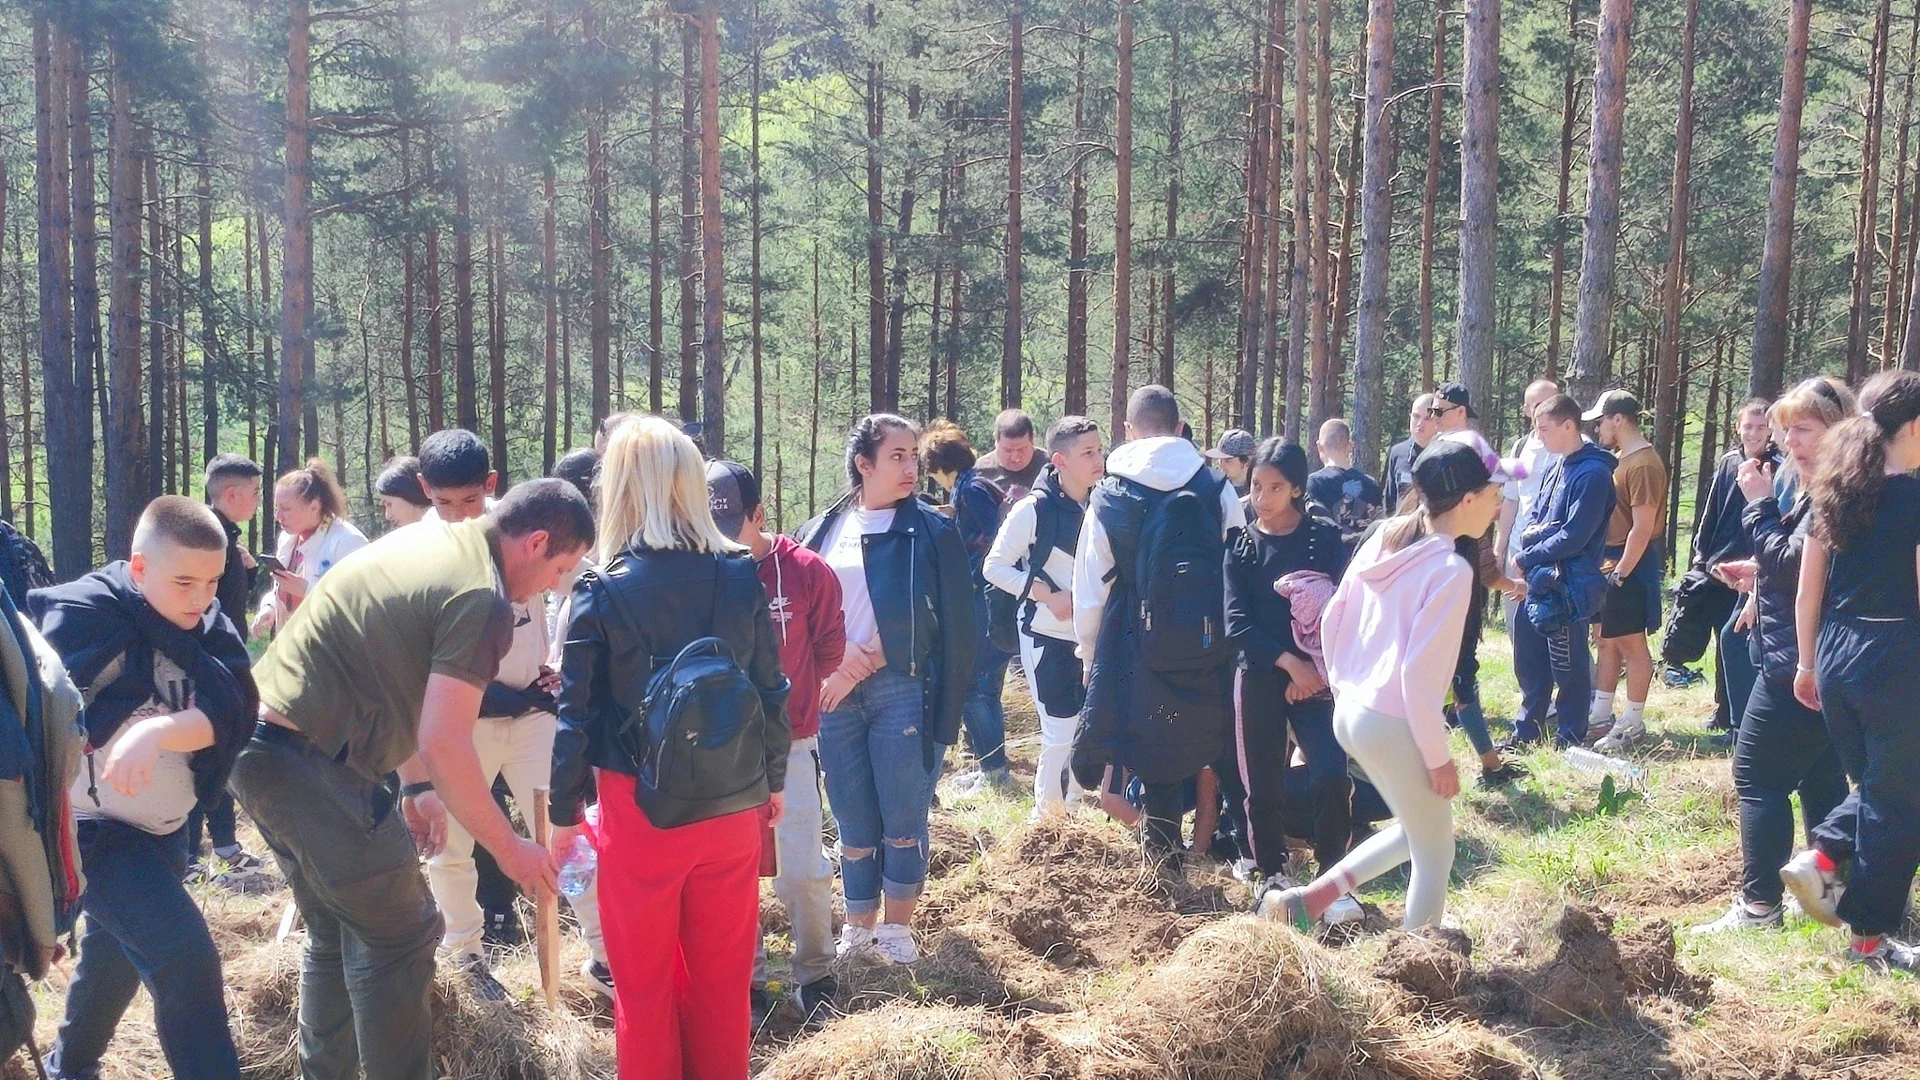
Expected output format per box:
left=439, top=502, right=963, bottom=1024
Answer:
left=10, top=631, right=1918, bottom=1079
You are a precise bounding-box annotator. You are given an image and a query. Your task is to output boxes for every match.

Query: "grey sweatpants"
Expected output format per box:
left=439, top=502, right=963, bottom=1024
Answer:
left=229, top=727, right=441, bottom=1080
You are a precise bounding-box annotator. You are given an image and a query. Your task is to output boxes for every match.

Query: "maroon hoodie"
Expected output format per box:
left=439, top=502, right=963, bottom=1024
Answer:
left=758, top=534, right=846, bottom=740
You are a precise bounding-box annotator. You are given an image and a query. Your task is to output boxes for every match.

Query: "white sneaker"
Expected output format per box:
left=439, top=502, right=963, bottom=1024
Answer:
left=1592, top=721, right=1644, bottom=754
left=1322, top=895, right=1365, bottom=926
left=1229, top=858, right=1261, bottom=884
left=580, top=957, right=615, bottom=999
left=836, top=924, right=877, bottom=959
left=1780, top=850, right=1845, bottom=927
left=874, top=923, right=919, bottom=965
left=1687, top=898, right=1783, bottom=935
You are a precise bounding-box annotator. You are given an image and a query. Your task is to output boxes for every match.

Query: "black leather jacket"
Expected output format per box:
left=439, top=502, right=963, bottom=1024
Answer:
left=795, top=494, right=976, bottom=769
left=1745, top=492, right=1810, bottom=682
left=549, top=546, right=791, bottom=827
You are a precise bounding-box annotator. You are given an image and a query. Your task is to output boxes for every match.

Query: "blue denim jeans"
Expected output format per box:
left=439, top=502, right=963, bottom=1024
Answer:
left=49, top=820, right=238, bottom=1080
left=961, top=641, right=1011, bottom=773
left=1513, top=613, right=1593, bottom=746
left=819, top=669, right=942, bottom=917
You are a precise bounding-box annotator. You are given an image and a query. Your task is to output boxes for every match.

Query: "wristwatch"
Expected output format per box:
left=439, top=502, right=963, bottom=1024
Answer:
left=400, top=780, right=434, bottom=799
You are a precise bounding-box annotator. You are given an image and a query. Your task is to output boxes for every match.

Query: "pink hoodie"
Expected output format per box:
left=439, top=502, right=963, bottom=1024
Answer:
left=1319, top=530, right=1473, bottom=770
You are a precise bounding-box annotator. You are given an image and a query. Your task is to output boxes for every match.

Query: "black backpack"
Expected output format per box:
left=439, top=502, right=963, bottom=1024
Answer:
left=0, top=521, right=51, bottom=611
left=984, top=494, right=1062, bottom=654
left=613, top=557, right=770, bottom=829
left=1126, top=471, right=1230, bottom=672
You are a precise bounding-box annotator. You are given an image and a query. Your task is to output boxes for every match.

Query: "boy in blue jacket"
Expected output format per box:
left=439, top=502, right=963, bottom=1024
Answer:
left=1511, top=395, right=1617, bottom=748
left=32, top=496, right=259, bottom=1080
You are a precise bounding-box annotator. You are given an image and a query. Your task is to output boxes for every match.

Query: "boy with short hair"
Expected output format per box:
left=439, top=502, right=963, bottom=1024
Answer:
left=983, top=417, right=1104, bottom=817
left=707, top=460, right=846, bottom=1020
left=419, top=428, right=498, bottom=520
left=32, top=496, right=260, bottom=1080
left=190, top=454, right=266, bottom=877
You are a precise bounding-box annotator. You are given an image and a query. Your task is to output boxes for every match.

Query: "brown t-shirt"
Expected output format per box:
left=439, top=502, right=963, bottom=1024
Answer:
left=254, top=517, right=516, bottom=778
left=1607, top=444, right=1669, bottom=548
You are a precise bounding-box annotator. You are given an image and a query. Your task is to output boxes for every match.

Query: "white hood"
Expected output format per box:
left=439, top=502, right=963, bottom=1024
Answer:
left=1105, top=436, right=1210, bottom=492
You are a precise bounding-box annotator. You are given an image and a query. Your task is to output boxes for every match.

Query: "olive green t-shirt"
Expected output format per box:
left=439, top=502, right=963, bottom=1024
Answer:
left=1607, top=443, right=1669, bottom=548
left=254, top=518, right=516, bottom=778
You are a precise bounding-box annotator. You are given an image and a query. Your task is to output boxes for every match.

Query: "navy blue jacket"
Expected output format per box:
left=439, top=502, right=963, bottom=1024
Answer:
left=1744, top=492, right=1810, bottom=681
left=1515, top=443, right=1617, bottom=620
left=1692, top=448, right=1779, bottom=570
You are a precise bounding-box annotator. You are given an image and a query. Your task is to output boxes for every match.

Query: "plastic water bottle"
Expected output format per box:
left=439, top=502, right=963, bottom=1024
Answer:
left=557, top=835, right=597, bottom=898
left=1563, top=746, right=1646, bottom=789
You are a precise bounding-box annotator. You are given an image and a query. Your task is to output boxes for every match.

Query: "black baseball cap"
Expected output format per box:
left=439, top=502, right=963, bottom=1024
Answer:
left=1434, top=382, right=1477, bottom=419
left=706, top=460, right=761, bottom=540
left=1412, top=435, right=1496, bottom=501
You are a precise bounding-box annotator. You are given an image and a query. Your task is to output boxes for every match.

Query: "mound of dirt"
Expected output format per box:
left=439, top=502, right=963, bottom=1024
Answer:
left=1005, top=899, right=1080, bottom=963
left=1478, top=905, right=1712, bottom=1027
left=1374, top=927, right=1473, bottom=1005
left=759, top=1004, right=1016, bottom=1080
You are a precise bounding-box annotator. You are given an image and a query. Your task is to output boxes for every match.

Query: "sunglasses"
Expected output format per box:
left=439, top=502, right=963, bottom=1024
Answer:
left=1427, top=403, right=1459, bottom=417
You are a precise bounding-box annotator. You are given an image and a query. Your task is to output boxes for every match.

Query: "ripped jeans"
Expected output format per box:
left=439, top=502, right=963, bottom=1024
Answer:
left=818, top=668, right=942, bottom=918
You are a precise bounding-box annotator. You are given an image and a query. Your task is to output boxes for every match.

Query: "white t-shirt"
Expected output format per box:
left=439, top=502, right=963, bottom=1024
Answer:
left=823, top=505, right=895, bottom=647
left=71, top=652, right=198, bottom=836
left=1504, top=434, right=1564, bottom=524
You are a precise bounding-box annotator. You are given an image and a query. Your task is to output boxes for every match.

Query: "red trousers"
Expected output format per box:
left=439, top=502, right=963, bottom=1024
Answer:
left=594, top=770, right=760, bottom=1080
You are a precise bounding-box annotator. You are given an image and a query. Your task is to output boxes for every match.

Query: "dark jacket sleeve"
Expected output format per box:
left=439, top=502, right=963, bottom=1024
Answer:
left=929, top=510, right=977, bottom=765
left=954, top=475, right=1004, bottom=559
left=1225, top=536, right=1288, bottom=671
left=809, top=555, right=847, bottom=678
left=1517, top=466, right=1614, bottom=570
left=550, top=572, right=613, bottom=828
left=1746, top=494, right=1802, bottom=582
left=745, top=570, right=793, bottom=794
left=1692, top=455, right=1738, bottom=568
left=480, top=681, right=552, bottom=720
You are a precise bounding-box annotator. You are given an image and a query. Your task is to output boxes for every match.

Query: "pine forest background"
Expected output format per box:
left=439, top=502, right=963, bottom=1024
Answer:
left=0, top=0, right=1900, bottom=578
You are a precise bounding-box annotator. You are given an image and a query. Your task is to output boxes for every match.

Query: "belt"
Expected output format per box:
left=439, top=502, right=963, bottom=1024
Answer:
left=252, top=720, right=351, bottom=764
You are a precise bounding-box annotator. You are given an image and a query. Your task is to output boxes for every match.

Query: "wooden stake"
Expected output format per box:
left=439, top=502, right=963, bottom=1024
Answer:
left=532, top=790, right=560, bottom=1011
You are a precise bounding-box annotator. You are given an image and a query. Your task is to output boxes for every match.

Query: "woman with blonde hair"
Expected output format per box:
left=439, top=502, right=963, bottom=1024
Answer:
left=251, top=459, right=368, bottom=635
left=1694, top=377, right=1855, bottom=935
left=548, top=415, right=792, bottom=1078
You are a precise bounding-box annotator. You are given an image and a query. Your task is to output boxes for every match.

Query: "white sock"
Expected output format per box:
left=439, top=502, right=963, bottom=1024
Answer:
left=1621, top=700, right=1646, bottom=732
left=1590, top=691, right=1616, bottom=724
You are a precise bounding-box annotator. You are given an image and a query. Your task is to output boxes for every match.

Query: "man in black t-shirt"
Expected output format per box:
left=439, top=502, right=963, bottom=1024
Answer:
left=1307, top=419, right=1382, bottom=531
left=1381, top=393, right=1438, bottom=514
left=971, top=408, right=1044, bottom=505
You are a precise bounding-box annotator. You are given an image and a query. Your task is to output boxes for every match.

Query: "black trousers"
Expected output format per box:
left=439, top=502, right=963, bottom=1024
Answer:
left=1237, top=668, right=1350, bottom=876
left=1734, top=676, right=1848, bottom=907
left=1812, top=616, right=1920, bottom=936
left=1140, top=781, right=1187, bottom=866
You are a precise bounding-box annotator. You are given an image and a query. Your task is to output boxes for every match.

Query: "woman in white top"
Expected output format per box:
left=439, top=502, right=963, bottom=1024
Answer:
left=251, top=459, right=369, bottom=636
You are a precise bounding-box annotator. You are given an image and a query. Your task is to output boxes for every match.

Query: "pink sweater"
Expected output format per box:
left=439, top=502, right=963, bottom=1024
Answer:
left=1320, top=530, right=1473, bottom=770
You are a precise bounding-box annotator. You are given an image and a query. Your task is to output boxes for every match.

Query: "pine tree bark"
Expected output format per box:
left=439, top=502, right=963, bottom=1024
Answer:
left=542, top=163, right=558, bottom=472
left=68, top=23, right=99, bottom=556
left=1326, top=101, right=1361, bottom=392
left=487, top=208, right=508, bottom=483
left=1352, top=0, right=1395, bottom=476
left=452, top=156, right=477, bottom=432
left=1309, top=0, right=1334, bottom=426
left=1005, top=1, right=1025, bottom=409
left=35, top=9, right=82, bottom=576
left=1880, top=0, right=1917, bottom=372
left=280, top=0, right=312, bottom=474
left=1284, top=0, right=1311, bottom=442
left=865, top=2, right=888, bottom=413
left=1238, top=25, right=1270, bottom=430
left=1847, top=0, right=1893, bottom=380
left=424, top=141, right=444, bottom=430
left=1751, top=0, right=1812, bottom=397
left=1112, top=0, right=1135, bottom=437
left=1417, top=5, right=1446, bottom=393
left=106, top=45, right=144, bottom=560
left=1162, top=24, right=1183, bottom=392
left=1457, top=0, right=1500, bottom=414
left=679, top=22, right=698, bottom=423
left=0, top=169, right=10, bottom=523
left=1653, top=0, right=1697, bottom=457
left=648, top=30, right=664, bottom=415
left=198, top=146, right=215, bottom=463
left=699, top=0, right=725, bottom=455
left=1546, top=0, right=1578, bottom=383
left=750, top=0, right=765, bottom=475
left=1066, top=25, right=1089, bottom=415
left=1568, top=0, right=1633, bottom=406
left=1259, top=14, right=1285, bottom=432
left=882, top=50, right=924, bottom=418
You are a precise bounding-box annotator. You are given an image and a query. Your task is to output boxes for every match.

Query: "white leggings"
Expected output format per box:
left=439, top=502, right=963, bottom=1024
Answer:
left=1321, top=700, right=1456, bottom=929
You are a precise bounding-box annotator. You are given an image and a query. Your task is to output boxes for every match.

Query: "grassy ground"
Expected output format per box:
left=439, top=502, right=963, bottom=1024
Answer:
left=13, top=626, right=1919, bottom=1079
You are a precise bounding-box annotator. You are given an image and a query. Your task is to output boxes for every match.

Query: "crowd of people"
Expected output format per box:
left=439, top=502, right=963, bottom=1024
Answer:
left=0, top=365, right=1915, bottom=1080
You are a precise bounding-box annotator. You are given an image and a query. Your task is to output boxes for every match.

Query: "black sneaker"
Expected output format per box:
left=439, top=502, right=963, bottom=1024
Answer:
left=482, top=908, right=525, bottom=949
left=1479, top=761, right=1528, bottom=788
left=798, top=975, right=838, bottom=1020
left=581, top=958, right=615, bottom=999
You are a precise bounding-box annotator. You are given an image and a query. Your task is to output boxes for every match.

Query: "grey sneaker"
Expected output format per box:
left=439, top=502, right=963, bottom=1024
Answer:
left=1688, top=898, right=1783, bottom=935
left=1780, top=850, right=1845, bottom=928
left=1850, top=936, right=1920, bottom=973
left=452, top=953, right=507, bottom=1002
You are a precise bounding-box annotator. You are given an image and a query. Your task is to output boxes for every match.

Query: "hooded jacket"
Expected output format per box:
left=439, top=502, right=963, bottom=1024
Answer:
left=795, top=493, right=975, bottom=769
left=28, top=563, right=258, bottom=812
left=1070, top=437, right=1247, bottom=787
left=1514, top=441, right=1617, bottom=620
left=757, top=534, right=846, bottom=741
left=1320, top=531, right=1473, bottom=771
left=1744, top=491, right=1812, bottom=681
left=982, top=464, right=1087, bottom=643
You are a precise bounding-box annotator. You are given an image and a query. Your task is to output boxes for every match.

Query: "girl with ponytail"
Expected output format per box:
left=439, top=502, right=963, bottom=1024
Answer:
left=1787, top=369, right=1920, bottom=972
left=252, top=459, right=369, bottom=635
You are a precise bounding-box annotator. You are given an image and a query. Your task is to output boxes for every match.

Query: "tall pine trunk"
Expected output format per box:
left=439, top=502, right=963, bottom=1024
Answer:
left=750, top=0, right=765, bottom=475
left=1879, top=0, right=1918, bottom=371
left=1457, top=0, right=1500, bottom=416
left=699, top=2, right=725, bottom=454
left=106, top=44, right=144, bottom=559
left=1568, top=0, right=1633, bottom=405
left=1352, top=0, right=1395, bottom=475
left=280, top=0, right=312, bottom=475
left=1238, top=24, right=1271, bottom=429
left=648, top=32, right=664, bottom=414
left=1847, top=0, right=1893, bottom=380
left=542, top=164, right=558, bottom=471
left=1652, top=0, right=1697, bottom=457
left=1006, top=2, right=1025, bottom=408
left=1751, top=0, right=1811, bottom=396
left=678, top=24, right=698, bottom=423
left=1163, top=25, right=1183, bottom=392
left=1546, top=0, right=1578, bottom=383
left=1112, top=0, right=1135, bottom=437
left=865, top=2, right=887, bottom=412
left=1065, top=24, right=1088, bottom=415
left=1417, top=6, right=1446, bottom=393
left=198, top=146, right=215, bottom=463
left=1284, top=0, right=1311, bottom=442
